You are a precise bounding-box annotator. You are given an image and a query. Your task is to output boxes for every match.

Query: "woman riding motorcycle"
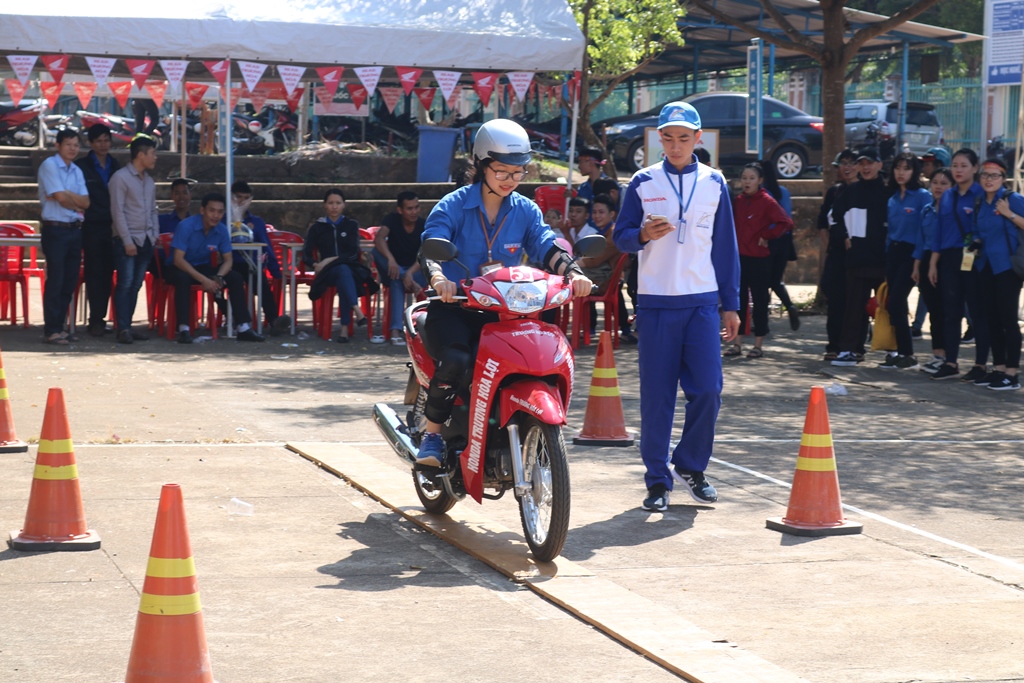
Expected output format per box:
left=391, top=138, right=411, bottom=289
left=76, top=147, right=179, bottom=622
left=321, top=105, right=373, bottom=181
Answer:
left=416, top=119, right=593, bottom=466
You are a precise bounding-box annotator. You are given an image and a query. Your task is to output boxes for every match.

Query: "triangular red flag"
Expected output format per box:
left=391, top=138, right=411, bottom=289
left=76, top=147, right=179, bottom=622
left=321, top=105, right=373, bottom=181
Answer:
left=185, top=82, right=209, bottom=109
left=145, top=82, right=167, bottom=108
left=4, top=79, right=27, bottom=106
left=108, top=81, right=134, bottom=109
left=315, top=66, right=344, bottom=99
left=472, top=72, right=497, bottom=108
left=284, top=87, right=304, bottom=113
left=73, top=82, right=97, bottom=109
left=413, top=87, right=436, bottom=111
left=125, top=59, right=156, bottom=90
left=395, top=67, right=423, bottom=96
left=347, top=83, right=368, bottom=110
left=40, top=81, right=65, bottom=110
left=203, top=60, right=229, bottom=87
left=41, top=55, right=70, bottom=84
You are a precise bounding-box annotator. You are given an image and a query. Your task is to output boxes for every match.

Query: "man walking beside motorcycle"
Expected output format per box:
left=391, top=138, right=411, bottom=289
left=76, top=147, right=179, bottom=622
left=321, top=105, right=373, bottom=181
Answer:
left=612, top=102, right=741, bottom=512
left=38, top=128, right=90, bottom=345
left=75, top=124, right=120, bottom=337
left=414, top=119, right=592, bottom=467
left=108, top=135, right=159, bottom=344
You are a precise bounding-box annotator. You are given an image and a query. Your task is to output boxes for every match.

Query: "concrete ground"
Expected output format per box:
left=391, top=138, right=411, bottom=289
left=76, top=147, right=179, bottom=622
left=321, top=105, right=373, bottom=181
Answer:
left=1, top=286, right=1023, bottom=682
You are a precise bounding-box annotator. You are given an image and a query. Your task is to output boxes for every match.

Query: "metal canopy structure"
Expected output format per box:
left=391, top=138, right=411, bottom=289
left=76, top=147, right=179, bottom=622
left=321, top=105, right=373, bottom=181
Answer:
left=641, top=0, right=985, bottom=78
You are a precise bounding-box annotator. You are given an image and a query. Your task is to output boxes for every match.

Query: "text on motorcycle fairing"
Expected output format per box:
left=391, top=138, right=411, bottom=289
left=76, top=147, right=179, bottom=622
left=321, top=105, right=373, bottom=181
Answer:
left=467, top=357, right=502, bottom=474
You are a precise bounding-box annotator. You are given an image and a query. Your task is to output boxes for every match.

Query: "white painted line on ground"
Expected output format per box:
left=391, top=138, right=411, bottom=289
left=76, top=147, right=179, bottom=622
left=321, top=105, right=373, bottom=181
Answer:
left=710, top=455, right=1024, bottom=573
left=73, top=441, right=288, bottom=447
left=717, top=438, right=1024, bottom=444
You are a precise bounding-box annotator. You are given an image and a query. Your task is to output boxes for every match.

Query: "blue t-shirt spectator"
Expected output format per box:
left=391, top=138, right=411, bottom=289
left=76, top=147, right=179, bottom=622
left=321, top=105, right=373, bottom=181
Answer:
left=169, top=214, right=231, bottom=266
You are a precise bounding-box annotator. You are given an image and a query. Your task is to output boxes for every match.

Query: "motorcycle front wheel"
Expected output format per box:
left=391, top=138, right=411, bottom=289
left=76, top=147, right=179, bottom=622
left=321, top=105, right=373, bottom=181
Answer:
left=516, top=416, right=570, bottom=562
left=412, top=470, right=458, bottom=514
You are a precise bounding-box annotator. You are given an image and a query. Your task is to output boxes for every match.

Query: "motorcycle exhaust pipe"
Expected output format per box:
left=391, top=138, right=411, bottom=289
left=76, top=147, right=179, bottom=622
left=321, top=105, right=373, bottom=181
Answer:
left=372, top=403, right=417, bottom=468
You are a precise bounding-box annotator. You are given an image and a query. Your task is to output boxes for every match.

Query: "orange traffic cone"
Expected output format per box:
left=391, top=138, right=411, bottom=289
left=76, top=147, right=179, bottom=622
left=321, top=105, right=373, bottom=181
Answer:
left=0, top=349, right=28, bottom=453
left=8, top=387, right=100, bottom=551
left=125, top=484, right=214, bottom=683
left=766, top=386, right=863, bottom=537
left=573, top=331, right=634, bottom=446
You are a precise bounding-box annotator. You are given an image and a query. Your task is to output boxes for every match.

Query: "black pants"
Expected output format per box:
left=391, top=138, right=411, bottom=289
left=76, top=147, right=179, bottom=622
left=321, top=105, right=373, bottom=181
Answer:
left=885, top=241, right=916, bottom=356
left=937, top=249, right=989, bottom=366
left=768, top=234, right=795, bottom=312
left=232, top=260, right=279, bottom=323
left=132, top=99, right=160, bottom=135
left=840, top=265, right=885, bottom=353
left=82, top=222, right=114, bottom=328
left=40, top=224, right=82, bottom=336
left=165, top=263, right=251, bottom=331
left=821, top=249, right=855, bottom=353
left=917, top=250, right=945, bottom=352
left=980, top=266, right=1023, bottom=369
left=739, top=255, right=771, bottom=337
left=421, top=301, right=498, bottom=425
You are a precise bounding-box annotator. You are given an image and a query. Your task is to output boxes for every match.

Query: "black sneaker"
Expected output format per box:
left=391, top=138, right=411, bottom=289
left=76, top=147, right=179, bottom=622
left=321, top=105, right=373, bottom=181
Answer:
left=931, top=364, right=960, bottom=380
left=788, top=308, right=801, bottom=331
left=919, top=357, right=945, bottom=374
left=117, top=330, right=133, bottom=345
left=831, top=352, right=858, bottom=367
left=236, top=328, right=265, bottom=342
left=975, top=370, right=1001, bottom=386
left=641, top=484, right=669, bottom=512
left=877, top=353, right=898, bottom=369
left=894, top=355, right=919, bottom=370
left=671, top=467, right=718, bottom=503
left=962, top=326, right=974, bottom=343
left=961, top=366, right=987, bottom=383
left=988, top=373, right=1021, bottom=391
left=176, top=330, right=194, bottom=345
left=911, top=328, right=923, bottom=339
left=619, top=331, right=638, bottom=344
left=270, top=315, right=292, bottom=336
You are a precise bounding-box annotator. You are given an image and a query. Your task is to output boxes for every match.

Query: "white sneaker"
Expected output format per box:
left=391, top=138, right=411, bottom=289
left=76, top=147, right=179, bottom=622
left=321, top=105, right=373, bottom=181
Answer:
left=390, top=336, right=407, bottom=347
left=370, top=335, right=387, bottom=344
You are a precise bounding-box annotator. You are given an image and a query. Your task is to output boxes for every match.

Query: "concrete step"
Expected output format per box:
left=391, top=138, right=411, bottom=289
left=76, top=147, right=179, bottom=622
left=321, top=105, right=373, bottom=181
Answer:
left=0, top=175, right=34, bottom=184
left=0, top=155, right=32, bottom=167
left=0, top=168, right=34, bottom=180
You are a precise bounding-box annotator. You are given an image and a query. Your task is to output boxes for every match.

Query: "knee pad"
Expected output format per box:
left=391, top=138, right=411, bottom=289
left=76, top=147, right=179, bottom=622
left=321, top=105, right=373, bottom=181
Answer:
left=434, top=346, right=472, bottom=391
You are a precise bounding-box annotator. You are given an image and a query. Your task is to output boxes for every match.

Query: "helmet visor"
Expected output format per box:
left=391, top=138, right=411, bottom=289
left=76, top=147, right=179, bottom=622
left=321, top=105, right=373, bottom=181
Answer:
left=490, top=150, right=532, bottom=166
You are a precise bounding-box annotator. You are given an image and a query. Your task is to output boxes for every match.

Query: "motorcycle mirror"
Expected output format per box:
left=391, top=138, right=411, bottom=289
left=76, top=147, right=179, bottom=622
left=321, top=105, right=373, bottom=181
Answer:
left=573, top=234, right=606, bottom=259
left=420, top=238, right=458, bottom=262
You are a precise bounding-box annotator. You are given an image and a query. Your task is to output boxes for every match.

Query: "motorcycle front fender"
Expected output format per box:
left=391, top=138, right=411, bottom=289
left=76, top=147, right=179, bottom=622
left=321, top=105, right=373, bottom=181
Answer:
left=498, top=379, right=566, bottom=428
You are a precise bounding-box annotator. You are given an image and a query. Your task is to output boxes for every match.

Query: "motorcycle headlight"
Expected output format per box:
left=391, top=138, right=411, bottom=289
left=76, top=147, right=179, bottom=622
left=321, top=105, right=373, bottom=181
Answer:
left=248, top=121, right=262, bottom=133
left=549, top=288, right=570, bottom=307
left=495, top=281, right=549, bottom=314
left=470, top=291, right=501, bottom=307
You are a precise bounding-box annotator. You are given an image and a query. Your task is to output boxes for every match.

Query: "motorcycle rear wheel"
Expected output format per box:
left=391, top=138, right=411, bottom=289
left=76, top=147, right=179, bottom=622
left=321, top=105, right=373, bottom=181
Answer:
left=516, top=416, right=570, bottom=562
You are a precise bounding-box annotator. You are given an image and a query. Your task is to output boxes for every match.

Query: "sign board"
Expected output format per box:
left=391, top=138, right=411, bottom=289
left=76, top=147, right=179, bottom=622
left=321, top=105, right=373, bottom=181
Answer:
left=746, top=41, right=763, bottom=155
left=985, top=0, right=1024, bottom=86
left=644, top=128, right=719, bottom=168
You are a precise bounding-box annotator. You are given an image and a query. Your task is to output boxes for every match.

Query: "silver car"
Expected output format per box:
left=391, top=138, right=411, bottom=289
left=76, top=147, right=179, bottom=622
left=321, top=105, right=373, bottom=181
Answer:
left=844, top=100, right=944, bottom=157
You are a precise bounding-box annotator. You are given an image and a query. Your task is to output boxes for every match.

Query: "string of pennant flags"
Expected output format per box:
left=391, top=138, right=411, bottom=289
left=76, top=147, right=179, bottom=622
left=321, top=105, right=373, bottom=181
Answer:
left=3, top=54, right=580, bottom=113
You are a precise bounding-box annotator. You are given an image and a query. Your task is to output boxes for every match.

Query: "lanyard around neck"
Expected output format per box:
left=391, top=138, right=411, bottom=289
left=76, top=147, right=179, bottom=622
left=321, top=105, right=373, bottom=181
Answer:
left=664, top=165, right=696, bottom=223
left=478, top=208, right=509, bottom=255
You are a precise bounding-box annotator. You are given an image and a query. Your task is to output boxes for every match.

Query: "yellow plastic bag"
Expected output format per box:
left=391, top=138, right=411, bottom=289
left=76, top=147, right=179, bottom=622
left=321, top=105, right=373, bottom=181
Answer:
left=870, top=281, right=897, bottom=352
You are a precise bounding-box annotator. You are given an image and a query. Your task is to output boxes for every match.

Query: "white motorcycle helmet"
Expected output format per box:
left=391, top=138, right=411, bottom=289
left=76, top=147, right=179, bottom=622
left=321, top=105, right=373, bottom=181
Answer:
left=473, top=119, right=532, bottom=167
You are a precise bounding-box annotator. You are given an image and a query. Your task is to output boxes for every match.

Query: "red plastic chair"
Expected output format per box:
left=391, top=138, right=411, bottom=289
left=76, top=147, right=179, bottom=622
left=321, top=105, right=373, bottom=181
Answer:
left=0, top=226, right=30, bottom=328
left=154, top=234, right=219, bottom=339
left=531, top=185, right=576, bottom=217
left=266, top=231, right=304, bottom=319
left=0, top=222, right=44, bottom=316
left=570, top=253, right=629, bottom=350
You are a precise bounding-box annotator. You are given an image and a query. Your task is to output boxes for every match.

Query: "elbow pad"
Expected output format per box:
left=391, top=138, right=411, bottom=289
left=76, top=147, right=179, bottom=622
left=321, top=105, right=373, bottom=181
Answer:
left=544, top=244, right=581, bottom=276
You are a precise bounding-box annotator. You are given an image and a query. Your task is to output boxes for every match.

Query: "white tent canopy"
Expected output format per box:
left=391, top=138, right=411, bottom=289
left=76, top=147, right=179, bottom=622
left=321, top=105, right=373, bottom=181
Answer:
left=0, top=0, right=584, bottom=72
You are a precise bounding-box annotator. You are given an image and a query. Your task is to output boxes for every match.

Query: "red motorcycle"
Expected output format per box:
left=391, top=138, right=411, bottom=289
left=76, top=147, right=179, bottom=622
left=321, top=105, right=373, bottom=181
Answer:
left=373, top=235, right=604, bottom=561
left=0, top=99, right=46, bottom=146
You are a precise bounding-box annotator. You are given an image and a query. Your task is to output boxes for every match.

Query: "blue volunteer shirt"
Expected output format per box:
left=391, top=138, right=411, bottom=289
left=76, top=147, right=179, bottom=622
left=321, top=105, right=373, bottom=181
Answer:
left=887, top=187, right=932, bottom=246
left=913, top=201, right=939, bottom=261
left=932, top=183, right=984, bottom=252
left=241, top=211, right=282, bottom=279
left=976, top=189, right=1024, bottom=275
left=422, top=183, right=559, bottom=282
left=169, top=214, right=232, bottom=266
left=159, top=211, right=190, bottom=235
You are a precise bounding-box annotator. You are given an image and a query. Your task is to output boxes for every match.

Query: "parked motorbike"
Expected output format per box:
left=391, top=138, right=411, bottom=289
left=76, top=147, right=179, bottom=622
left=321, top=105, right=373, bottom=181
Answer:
left=42, top=113, right=77, bottom=145
left=373, top=234, right=605, bottom=561
left=987, top=135, right=1017, bottom=172
left=76, top=110, right=167, bottom=148
left=0, top=99, right=47, bottom=147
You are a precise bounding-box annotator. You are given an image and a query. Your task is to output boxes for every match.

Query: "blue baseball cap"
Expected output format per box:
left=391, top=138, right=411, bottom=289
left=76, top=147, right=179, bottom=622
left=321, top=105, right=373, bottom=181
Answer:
left=657, top=102, right=701, bottom=130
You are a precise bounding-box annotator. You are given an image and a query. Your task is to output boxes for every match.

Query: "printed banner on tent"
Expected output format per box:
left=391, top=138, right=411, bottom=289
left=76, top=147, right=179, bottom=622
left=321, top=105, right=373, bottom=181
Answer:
left=185, top=82, right=209, bottom=109
left=354, top=66, right=383, bottom=96
left=108, top=81, right=134, bottom=109
left=238, top=61, right=267, bottom=93
left=471, top=72, right=497, bottom=108
left=379, top=87, right=403, bottom=113
left=395, top=67, right=423, bottom=96
left=159, top=60, right=189, bottom=87
left=40, top=81, right=64, bottom=110
left=125, top=59, right=155, bottom=89
left=145, top=82, right=167, bottom=108
left=203, top=60, right=229, bottom=86
left=315, top=66, right=344, bottom=98
left=433, top=70, right=461, bottom=102
left=85, top=56, right=116, bottom=87
left=284, top=87, right=304, bottom=112
left=413, top=87, right=436, bottom=111
left=347, top=83, right=369, bottom=109
left=4, top=79, right=27, bottom=106
left=507, top=72, right=534, bottom=102
left=7, top=55, right=38, bottom=86
left=73, top=81, right=97, bottom=109
left=41, top=55, right=70, bottom=84
left=277, top=64, right=305, bottom=96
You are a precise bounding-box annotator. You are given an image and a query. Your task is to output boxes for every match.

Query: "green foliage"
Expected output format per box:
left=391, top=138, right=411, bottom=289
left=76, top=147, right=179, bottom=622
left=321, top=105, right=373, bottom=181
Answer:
left=571, top=0, right=683, bottom=81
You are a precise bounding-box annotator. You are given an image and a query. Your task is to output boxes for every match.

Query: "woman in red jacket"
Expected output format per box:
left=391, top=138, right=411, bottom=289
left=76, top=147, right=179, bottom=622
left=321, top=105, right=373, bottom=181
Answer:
left=724, top=162, right=794, bottom=358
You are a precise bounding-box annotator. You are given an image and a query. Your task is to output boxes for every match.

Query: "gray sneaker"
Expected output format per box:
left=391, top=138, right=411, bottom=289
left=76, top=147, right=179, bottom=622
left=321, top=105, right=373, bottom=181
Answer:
left=877, top=353, right=899, bottom=369
left=894, top=355, right=919, bottom=370
left=671, top=467, right=719, bottom=504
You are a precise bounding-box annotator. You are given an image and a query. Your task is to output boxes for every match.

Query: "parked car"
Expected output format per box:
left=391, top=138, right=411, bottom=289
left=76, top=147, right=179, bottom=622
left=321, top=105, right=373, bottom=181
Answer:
left=594, top=92, right=823, bottom=178
left=844, top=100, right=943, bottom=157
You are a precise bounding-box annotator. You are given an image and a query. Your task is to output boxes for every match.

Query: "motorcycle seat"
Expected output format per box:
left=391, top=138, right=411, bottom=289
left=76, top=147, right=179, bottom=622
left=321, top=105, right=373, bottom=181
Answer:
left=0, top=102, right=23, bottom=116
